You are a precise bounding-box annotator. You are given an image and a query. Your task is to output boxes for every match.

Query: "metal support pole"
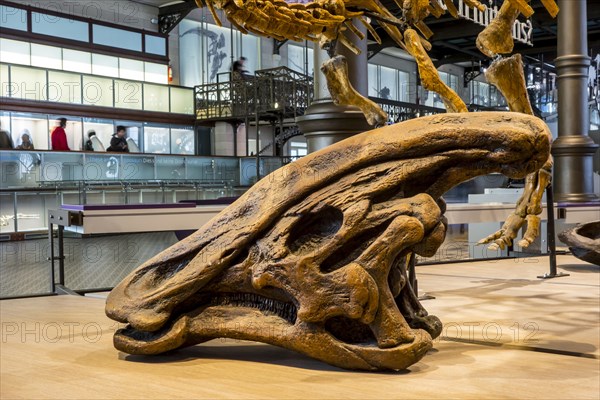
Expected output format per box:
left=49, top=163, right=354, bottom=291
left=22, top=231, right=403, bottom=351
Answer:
left=47, top=209, right=80, bottom=295
left=538, top=185, right=570, bottom=279
left=553, top=0, right=599, bottom=202
left=57, top=225, right=65, bottom=286
left=48, top=221, right=55, bottom=292
left=407, top=252, right=435, bottom=301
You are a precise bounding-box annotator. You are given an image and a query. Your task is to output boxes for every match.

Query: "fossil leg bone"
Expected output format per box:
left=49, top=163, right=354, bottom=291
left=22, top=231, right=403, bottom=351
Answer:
left=322, top=55, right=389, bottom=126
left=477, top=54, right=553, bottom=250
left=476, top=0, right=521, bottom=57
left=404, top=29, right=468, bottom=113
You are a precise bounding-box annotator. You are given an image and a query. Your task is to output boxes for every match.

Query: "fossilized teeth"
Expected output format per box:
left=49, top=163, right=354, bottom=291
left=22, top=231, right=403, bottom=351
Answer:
left=210, top=293, right=297, bottom=324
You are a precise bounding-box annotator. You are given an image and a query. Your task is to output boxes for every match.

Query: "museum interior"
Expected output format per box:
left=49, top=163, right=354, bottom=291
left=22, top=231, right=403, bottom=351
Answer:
left=0, top=0, right=599, bottom=398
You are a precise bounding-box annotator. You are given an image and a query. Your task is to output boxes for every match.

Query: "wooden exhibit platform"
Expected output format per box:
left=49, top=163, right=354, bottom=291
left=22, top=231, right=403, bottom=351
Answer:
left=1, top=254, right=598, bottom=399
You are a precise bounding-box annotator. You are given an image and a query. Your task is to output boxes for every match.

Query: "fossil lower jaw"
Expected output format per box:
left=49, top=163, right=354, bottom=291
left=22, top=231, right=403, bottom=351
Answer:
left=113, top=297, right=433, bottom=371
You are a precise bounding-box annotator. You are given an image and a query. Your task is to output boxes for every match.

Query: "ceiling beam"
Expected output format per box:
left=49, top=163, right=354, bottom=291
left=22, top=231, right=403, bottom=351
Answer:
left=158, top=0, right=196, bottom=34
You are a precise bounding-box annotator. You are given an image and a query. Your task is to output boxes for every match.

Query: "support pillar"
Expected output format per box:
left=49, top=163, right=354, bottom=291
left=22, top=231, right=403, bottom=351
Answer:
left=297, top=22, right=373, bottom=153
left=553, top=0, right=599, bottom=202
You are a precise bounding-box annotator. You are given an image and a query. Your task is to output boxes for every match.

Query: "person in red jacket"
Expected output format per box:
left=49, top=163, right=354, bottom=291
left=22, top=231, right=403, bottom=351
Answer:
left=51, top=118, right=70, bottom=151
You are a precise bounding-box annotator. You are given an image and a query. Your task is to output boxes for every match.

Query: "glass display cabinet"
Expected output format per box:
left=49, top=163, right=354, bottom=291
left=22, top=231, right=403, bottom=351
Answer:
left=0, top=150, right=288, bottom=235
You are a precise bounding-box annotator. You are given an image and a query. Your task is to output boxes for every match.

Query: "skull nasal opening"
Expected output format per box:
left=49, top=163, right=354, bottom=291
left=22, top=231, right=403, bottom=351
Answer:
left=286, top=206, right=343, bottom=255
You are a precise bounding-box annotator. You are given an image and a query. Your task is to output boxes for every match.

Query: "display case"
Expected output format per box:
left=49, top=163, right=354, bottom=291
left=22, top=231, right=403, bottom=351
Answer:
left=0, top=111, right=193, bottom=155
left=0, top=150, right=289, bottom=234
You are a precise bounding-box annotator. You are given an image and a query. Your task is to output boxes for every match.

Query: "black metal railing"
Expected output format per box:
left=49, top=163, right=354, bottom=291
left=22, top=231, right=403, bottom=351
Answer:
left=371, top=97, right=446, bottom=123
left=195, top=67, right=313, bottom=122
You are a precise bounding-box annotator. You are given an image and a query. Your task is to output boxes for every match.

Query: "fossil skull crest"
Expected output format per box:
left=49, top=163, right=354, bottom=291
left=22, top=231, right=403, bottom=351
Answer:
left=106, top=112, right=551, bottom=370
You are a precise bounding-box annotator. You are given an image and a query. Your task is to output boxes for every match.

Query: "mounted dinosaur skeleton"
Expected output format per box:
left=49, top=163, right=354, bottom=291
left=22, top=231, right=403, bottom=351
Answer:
left=106, top=0, right=560, bottom=370
left=191, top=0, right=559, bottom=251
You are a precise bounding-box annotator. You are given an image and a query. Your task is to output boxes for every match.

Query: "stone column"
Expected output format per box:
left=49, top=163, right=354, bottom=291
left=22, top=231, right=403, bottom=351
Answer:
left=553, top=0, right=599, bottom=201
left=297, top=22, right=372, bottom=153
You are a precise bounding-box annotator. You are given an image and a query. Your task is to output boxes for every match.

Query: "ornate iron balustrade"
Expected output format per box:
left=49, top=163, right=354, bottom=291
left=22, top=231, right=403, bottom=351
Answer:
left=195, top=67, right=313, bottom=122
left=371, top=97, right=446, bottom=123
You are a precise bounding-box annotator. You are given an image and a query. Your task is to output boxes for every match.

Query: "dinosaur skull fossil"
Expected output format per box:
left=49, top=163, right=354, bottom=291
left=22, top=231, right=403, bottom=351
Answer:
left=106, top=112, right=551, bottom=370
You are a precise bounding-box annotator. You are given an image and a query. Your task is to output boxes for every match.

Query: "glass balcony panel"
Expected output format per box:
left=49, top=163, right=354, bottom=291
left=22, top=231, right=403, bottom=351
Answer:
left=82, top=75, right=113, bottom=107
left=170, top=87, right=194, bottom=114
left=156, top=156, right=185, bottom=180
left=10, top=66, right=47, bottom=101
left=143, top=84, right=169, bottom=112
left=41, top=152, right=84, bottom=182
left=121, top=154, right=155, bottom=180
left=186, top=157, right=213, bottom=181
left=214, top=158, right=239, bottom=186
left=47, top=71, right=82, bottom=104
left=113, top=80, right=142, bottom=110
left=84, top=153, right=123, bottom=181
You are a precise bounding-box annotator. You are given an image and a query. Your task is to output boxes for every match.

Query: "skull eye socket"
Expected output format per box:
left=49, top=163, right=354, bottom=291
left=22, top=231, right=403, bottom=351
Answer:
left=287, top=206, right=343, bottom=255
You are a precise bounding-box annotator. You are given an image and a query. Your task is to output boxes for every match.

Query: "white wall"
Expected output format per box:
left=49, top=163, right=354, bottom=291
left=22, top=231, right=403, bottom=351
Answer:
left=212, top=121, right=234, bottom=156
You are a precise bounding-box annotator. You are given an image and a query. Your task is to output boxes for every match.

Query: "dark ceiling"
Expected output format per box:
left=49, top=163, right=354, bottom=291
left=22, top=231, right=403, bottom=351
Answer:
left=371, top=0, right=600, bottom=67
left=164, top=0, right=600, bottom=68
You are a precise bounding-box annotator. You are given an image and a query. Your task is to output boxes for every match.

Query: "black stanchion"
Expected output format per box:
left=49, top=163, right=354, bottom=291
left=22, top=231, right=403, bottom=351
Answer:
left=408, top=252, right=435, bottom=300
left=537, top=184, right=569, bottom=279
left=47, top=209, right=80, bottom=295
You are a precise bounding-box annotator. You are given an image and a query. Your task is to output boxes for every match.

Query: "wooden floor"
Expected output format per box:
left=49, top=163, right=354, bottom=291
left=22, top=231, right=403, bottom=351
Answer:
left=1, top=254, right=598, bottom=399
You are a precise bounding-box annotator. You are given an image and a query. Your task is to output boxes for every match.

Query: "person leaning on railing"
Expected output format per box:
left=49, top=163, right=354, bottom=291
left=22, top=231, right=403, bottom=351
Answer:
left=16, top=130, right=34, bottom=150
left=0, top=122, right=13, bottom=149
left=51, top=118, right=70, bottom=151
left=107, top=125, right=129, bottom=152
